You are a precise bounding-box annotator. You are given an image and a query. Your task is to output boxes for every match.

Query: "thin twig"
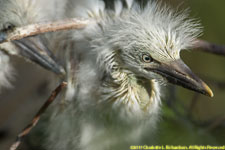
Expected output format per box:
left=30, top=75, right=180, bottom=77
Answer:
left=187, top=93, right=200, bottom=117
left=0, top=18, right=90, bottom=43
left=193, top=39, right=225, bottom=57
left=205, top=115, right=225, bottom=131
left=9, top=82, right=67, bottom=150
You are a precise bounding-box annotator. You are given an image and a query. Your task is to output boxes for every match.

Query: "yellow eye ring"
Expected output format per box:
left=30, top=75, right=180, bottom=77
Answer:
left=142, top=54, right=152, bottom=63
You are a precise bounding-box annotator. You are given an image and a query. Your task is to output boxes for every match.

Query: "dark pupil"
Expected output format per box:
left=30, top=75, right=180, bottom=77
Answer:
left=7, top=25, right=13, bottom=30
left=144, top=56, right=150, bottom=61
left=3, top=23, right=15, bottom=32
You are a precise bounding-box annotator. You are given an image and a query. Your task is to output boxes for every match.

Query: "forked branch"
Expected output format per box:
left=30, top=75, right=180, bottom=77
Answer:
left=9, top=82, right=67, bottom=150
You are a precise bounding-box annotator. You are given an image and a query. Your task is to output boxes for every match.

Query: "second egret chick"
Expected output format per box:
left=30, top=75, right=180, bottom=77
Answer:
left=0, top=0, right=65, bottom=90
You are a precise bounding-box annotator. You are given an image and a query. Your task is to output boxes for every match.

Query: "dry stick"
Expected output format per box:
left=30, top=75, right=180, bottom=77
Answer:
left=193, top=39, right=225, bottom=57
left=9, top=82, right=67, bottom=150
left=0, top=18, right=90, bottom=43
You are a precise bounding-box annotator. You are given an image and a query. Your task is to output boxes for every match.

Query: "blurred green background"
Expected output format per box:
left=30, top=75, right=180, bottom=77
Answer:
left=158, top=0, right=225, bottom=146
left=0, top=0, right=225, bottom=149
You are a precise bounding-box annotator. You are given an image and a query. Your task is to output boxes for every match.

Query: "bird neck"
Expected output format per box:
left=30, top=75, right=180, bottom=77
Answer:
left=99, top=52, right=161, bottom=115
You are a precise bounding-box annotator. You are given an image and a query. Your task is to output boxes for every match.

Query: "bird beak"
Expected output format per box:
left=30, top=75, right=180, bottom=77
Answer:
left=12, top=37, right=65, bottom=75
left=148, top=59, right=213, bottom=97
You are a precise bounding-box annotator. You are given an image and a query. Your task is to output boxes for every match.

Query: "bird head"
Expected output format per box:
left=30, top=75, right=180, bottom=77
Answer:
left=0, top=0, right=65, bottom=75
left=95, top=2, right=213, bottom=97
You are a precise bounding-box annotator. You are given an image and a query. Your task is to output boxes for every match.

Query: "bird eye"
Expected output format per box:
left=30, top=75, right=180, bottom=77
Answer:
left=142, top=54, right=152, bottom=63
left=2, top=22, right=15, bottom=32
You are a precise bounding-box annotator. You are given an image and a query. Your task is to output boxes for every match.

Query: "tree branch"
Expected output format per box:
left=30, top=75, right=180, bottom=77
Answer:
left=0, top=18, right=90, bottom=44
left=9, top=82, right=67, bottom=150
left=193, top=39, right=225, bottom=57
